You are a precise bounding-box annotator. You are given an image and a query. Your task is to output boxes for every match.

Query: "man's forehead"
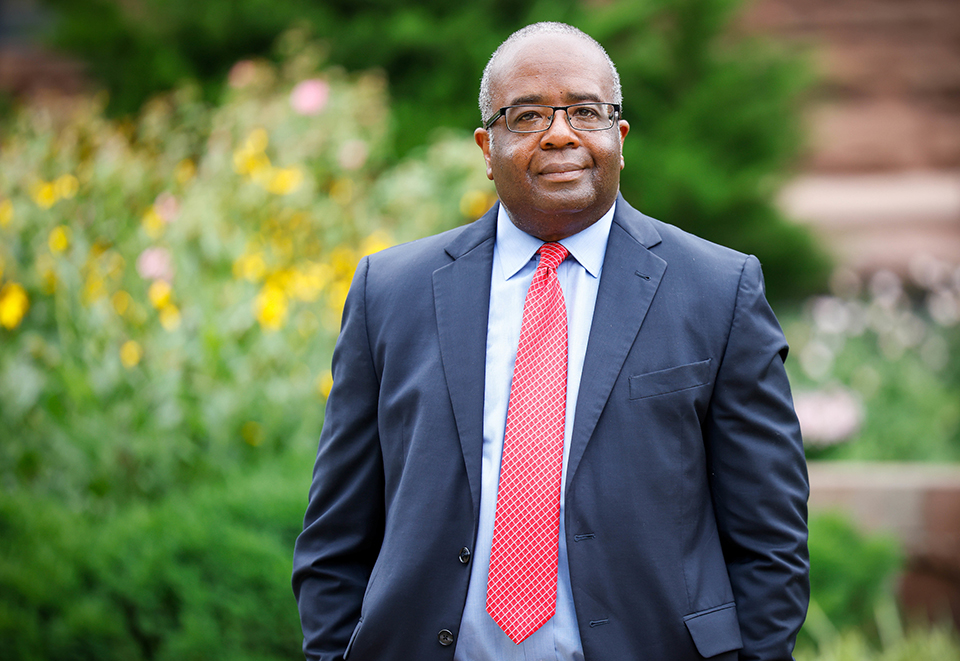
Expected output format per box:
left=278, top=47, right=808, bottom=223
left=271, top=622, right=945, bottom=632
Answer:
left=495, top=32, right=606, bottom=72
left=489, top=33, right=613, bottom=103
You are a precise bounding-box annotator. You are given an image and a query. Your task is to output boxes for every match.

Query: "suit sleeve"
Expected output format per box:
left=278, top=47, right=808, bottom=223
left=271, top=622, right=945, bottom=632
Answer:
left=292, top=256, right=385, bottom=661
left=704, top=255, right=809, bottom=661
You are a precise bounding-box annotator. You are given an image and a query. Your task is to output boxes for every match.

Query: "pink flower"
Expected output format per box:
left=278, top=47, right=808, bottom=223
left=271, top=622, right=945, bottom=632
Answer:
left=153, top=192, right=179, bottom=223
left=136, top=247, right=174, bottom=282
left=228, top=60, right=257, bottom=89
left=794, top=387, right=863, bottom=447
left=290, top=79, right=330, bottom=116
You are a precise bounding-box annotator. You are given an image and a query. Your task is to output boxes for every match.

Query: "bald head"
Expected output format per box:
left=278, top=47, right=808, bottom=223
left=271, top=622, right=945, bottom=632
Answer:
left=478, top=22, right=622, bottom=122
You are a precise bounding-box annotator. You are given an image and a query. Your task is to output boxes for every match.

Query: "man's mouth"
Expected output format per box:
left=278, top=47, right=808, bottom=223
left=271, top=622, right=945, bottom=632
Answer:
left=539, top=163, right=587, bottom=182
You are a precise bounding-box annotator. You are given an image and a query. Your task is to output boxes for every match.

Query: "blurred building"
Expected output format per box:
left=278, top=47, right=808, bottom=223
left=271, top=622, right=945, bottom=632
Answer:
left=742, top=0, right=960, bottom=275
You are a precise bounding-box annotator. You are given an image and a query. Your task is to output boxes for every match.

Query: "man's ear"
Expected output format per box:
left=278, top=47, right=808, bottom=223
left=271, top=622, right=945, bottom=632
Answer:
left=618, top=120, right=630, bottom=170
left=474, top=128, right=494, bottom=181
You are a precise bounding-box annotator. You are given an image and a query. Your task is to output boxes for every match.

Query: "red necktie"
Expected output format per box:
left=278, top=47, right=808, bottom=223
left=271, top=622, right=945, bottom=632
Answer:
left=486, top=242, right=569, bottom=644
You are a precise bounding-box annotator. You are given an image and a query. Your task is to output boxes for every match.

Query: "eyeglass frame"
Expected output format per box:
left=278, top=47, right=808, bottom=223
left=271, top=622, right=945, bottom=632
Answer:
left=483, top=102, right=622, bottom=133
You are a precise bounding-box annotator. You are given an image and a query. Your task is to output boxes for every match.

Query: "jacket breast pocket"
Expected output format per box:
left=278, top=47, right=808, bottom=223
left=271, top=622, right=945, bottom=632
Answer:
left=629, top=359, right=712, bottom=400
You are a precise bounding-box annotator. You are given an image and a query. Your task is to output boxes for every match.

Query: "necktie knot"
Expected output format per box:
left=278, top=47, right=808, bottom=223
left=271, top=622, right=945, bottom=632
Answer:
left=538, top=242, right=568, bottom=272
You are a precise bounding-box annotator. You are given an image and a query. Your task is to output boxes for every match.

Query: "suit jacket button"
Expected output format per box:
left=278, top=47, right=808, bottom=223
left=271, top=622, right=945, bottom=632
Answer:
left=458, top=547, right=471, bottom=564
left=438, top=629, right=455, bottom=646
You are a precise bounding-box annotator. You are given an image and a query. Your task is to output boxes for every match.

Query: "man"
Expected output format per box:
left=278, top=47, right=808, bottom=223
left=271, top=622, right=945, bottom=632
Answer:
left=293, top=22, right=809, bottom=661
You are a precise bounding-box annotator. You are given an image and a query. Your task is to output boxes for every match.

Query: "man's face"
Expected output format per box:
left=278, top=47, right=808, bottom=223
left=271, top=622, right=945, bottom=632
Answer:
left=475, top=33, right=629, bottom=242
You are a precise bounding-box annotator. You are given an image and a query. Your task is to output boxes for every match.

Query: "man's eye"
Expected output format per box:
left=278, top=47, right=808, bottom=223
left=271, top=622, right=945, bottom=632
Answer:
left=573, top=106, right=601, bottom=119
left=516, top=110, right=546, bottom=122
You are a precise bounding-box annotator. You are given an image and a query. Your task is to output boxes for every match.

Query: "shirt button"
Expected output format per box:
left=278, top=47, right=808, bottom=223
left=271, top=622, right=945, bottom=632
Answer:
left=438, top=629, right=455, bottom=646
left=458, top=546, right=471, bottom=564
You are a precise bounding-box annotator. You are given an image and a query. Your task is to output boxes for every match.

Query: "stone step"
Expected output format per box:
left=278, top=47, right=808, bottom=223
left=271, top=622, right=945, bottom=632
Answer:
left=809, top=461, right=960, bottom=627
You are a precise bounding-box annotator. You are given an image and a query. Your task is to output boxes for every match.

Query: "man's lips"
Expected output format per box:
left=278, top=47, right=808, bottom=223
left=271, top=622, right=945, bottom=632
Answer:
left=538, top=162, right=588, bottom=181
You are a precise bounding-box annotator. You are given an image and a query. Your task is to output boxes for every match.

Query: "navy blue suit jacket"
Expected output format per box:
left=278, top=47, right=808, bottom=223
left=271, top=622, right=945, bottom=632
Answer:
left=292, top=196, right=809, bottom=661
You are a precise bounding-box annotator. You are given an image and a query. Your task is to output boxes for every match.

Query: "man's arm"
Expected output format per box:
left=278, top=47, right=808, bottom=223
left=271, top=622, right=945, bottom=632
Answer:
left=292, top=256, right=385, bottom=661
left=704, top=255, right=810, bottom=661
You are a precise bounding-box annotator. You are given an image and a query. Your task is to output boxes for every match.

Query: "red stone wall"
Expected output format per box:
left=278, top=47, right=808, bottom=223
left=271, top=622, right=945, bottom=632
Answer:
left=740, top=0, right=960, bottom=273
left=741, top=0, right=960, bottom=173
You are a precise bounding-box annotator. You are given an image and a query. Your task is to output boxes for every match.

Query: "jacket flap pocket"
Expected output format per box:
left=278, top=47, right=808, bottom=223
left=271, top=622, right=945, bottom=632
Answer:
left=629, top=359, right=711, bottom=400
left=683, top=603, right=742, bottom=658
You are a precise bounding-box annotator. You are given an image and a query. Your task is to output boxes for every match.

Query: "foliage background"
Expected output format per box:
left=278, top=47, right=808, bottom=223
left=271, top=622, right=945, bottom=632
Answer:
left=1, top=0, right=959, bottom=658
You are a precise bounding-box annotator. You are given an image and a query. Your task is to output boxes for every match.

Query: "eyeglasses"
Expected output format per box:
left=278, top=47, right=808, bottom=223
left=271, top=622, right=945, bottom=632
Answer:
left=483, top=102, right=621, bottom=133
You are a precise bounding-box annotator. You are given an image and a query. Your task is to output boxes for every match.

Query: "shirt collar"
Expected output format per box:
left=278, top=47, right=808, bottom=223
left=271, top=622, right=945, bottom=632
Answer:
left=495, top=199, right=616, bottom=281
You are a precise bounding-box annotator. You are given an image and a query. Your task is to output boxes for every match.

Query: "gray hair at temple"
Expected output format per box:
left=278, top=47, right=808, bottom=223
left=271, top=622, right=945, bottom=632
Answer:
left=478, top=22, right=623, bottom=123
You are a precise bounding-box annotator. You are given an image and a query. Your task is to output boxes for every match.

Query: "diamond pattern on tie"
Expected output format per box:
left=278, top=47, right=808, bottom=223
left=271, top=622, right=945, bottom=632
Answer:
left=486, top=242, right=569, bottom=644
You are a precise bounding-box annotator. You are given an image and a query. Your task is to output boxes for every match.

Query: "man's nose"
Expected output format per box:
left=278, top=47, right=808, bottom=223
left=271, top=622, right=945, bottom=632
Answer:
left=540, top=109, right=580, bottom=148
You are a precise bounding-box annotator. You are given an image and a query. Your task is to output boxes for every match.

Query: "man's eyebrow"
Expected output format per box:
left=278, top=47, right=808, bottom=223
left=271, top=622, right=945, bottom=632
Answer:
left=508, top=94, right=546, bottom=106
left=506, top=92, right=604, bottom=106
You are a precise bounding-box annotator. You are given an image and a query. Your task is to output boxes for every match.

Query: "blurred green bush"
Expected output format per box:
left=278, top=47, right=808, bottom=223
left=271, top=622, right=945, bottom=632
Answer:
left=0, top=457, right=305, bottom=660
left=796, top=513, right=960, bottom=660
left=803, top=513, right=902, bottom=644
left=34, top=0, right=830, bottom=301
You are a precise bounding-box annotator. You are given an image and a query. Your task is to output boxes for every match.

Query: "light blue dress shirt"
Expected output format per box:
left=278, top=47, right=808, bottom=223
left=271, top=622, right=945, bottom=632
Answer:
left=453, top=201, right=615, bottom=661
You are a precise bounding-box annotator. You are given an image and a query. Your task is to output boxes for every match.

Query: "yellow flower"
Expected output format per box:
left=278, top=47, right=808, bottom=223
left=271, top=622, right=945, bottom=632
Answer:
left=174, top=159, right=196, bottom=184
left=460, top=189, right=495, bottom=219
left=0, top=282, right=29, bottom=329
left=0, top=199, right=13, bottom=228
left=245, top=128, right=269, bottom=153
left=270, top=233, right=294, bottom=259
left=360, top=231, right=393, bottom=257
left=48, top=226, right=70, bottom=254
left=30, top=182, right=58, bottom=209
left=329, top=246, right=357, bottom=279
left=265, top=268, right=294, bottom=294
left=159, top=303, right=181, bottom=331
left=55, top=174, right=79, bottom=200
left=304, top=261, right=332, bottom=289
left=83, top=273, right=105, bottom=303
left=241, top=420, right=264, bottom=447
left=289, top=265, right=327, bottom=302
left=148, top=280, right=172, bottom=309
left=119, top=340, right=142, bottom=368
left=327, top=280, right=350, bottom=318
left=141, top=207, right=165, bottom=239
left=317, top=370, right=334, bottom=399
left=233, top=253, right=267, bottom=282
left=267, top=167, right=304, bottom=195
left=254, top=283, right=288, bottom=331
left=112, top=290, right=132, bottom=316
left=234, top=150, right=271, bottom=177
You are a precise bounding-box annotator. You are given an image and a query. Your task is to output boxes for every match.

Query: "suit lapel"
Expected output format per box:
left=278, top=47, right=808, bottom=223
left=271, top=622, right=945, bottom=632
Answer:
left=566, top=197, right=666, bottom=486
left=432, top=207, right=498, bottom=522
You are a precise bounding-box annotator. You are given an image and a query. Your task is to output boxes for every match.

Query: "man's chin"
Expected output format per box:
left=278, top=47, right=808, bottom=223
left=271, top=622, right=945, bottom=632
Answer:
left=530, top=190, right=603, bottom=217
